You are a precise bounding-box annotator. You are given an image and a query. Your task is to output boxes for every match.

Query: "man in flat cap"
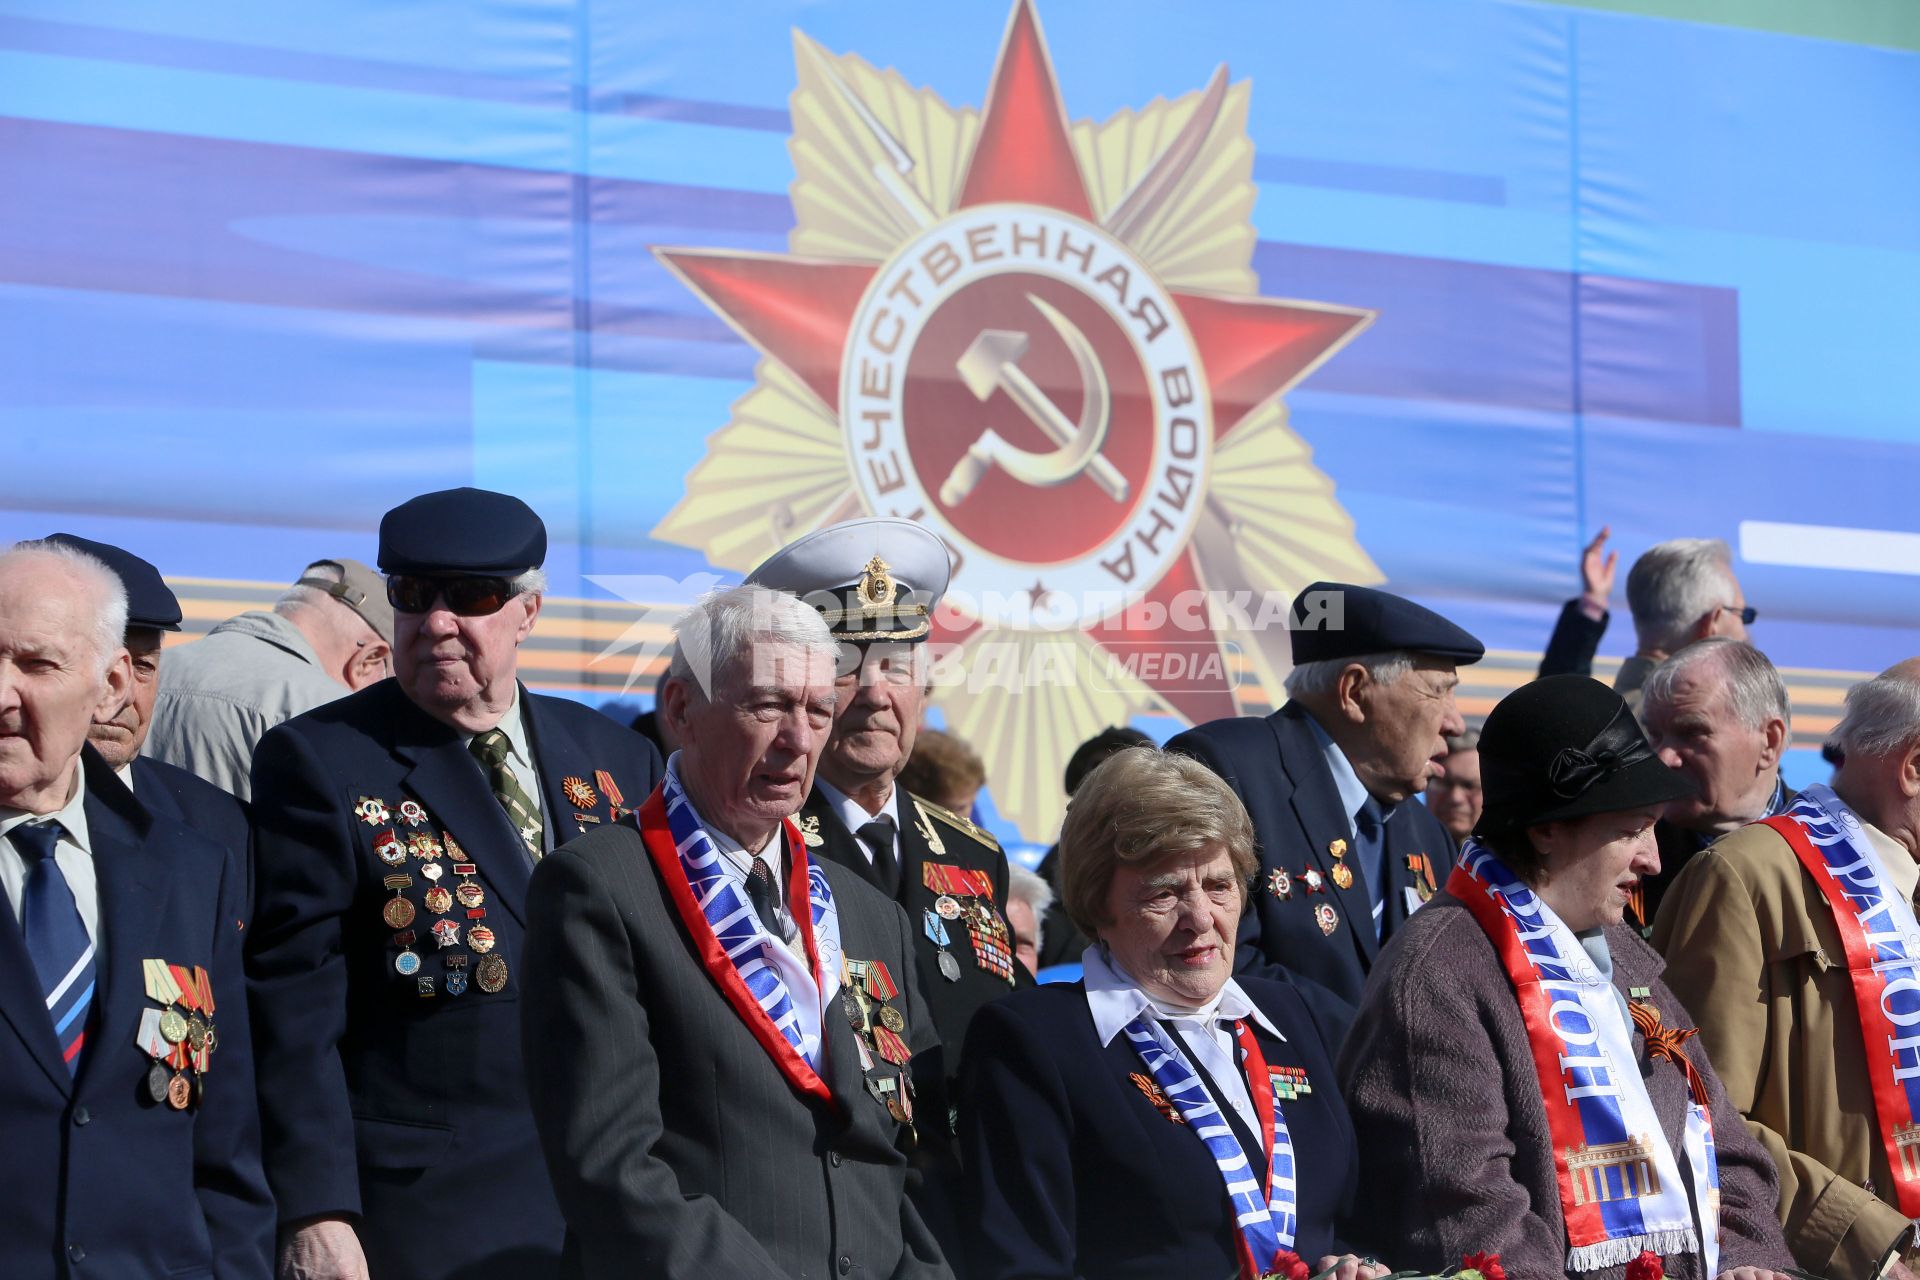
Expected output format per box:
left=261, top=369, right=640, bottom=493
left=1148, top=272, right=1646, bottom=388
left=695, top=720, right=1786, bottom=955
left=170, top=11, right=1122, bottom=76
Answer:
left=0, top=538, right=274, bottom=1278
left=1169, top=581, right=1483, bottom=1028
left=41, top=534, right=253, bottom=911
left=147, top=557, right=393, bottom=800
left=246, top=488, right=663, bottom=1280
left=750, top=518, right=1025, bottom=1106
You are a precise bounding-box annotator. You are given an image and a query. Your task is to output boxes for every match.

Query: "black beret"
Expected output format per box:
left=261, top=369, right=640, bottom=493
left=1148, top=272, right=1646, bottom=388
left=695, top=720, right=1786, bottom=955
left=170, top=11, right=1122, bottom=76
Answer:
left=43, top=533, right=182, bottom=632
left=378, top=488, right=546, bottom=577
left=1287, top=581, right=1484, bottom=666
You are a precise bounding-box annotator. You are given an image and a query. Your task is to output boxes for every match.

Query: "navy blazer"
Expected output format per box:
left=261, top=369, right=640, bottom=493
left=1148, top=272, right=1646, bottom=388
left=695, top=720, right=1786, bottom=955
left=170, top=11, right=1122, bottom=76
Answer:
left=133, top=755, right=253, bottom=919
left=0, top=748, right=273, bottom=1279
left=1168, top=704, right=1456, bottom=1030
left=958, top=976, right=1357, bottom=1280
left=247, top=680, right=661, bottom=1280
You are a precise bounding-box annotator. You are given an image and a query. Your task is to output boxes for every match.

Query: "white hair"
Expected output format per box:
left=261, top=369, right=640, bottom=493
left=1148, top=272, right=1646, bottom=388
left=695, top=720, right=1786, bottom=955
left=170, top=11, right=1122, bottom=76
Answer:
left=1008, top=864, right=1053, bottom=954
left=3, top=541, right=129, bottom=680
left=1833, top=670, right=1920, bottom=762
left=1282, top=651, right=1412, bottom=700
left=511, top=567, right=548, bottom=597
left=1626, top=537, right=1737, bottom=654
left=667, top=583, right=835, bottom=700
left=1644, top=638, right=1790, bottom=734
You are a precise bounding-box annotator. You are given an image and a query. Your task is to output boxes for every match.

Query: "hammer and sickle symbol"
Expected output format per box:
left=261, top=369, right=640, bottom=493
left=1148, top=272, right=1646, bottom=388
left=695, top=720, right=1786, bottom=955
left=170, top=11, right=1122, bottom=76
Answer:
left=938, top=294, right=1130, bottom=506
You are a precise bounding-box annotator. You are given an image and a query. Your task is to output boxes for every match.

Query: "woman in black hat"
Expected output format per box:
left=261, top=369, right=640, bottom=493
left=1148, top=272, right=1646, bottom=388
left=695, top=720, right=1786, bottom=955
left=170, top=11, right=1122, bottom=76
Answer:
left=1335, top=676, right=1797, bottom=1279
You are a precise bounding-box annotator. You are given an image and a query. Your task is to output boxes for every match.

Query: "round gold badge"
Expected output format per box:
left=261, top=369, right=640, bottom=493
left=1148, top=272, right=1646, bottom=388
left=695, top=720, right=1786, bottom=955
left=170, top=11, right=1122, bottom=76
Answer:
left=467, top=925, right=496, bottom=953
left=383, top=897, right=416, bottom=929
left=878, top=1005, right=906, bottom=1034
left=476, top=953, right=508, bottom=993
left=166, top=1072, right=193, bottom=1110
left=159, top=1007, right=189, bottom=1045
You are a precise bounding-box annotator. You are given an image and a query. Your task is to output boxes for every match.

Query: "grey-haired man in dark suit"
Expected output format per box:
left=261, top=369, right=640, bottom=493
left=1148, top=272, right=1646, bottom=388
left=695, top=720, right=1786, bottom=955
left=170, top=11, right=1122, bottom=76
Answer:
left=522, top=582, right=952, bottom=1280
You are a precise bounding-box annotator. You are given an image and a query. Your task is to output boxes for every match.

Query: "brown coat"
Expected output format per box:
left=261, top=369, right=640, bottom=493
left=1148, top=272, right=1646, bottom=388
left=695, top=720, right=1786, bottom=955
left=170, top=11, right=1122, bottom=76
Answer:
left=1339, top=890, right=1791, bottom=1279
left=1652, top=820, right=1912, bottom=1277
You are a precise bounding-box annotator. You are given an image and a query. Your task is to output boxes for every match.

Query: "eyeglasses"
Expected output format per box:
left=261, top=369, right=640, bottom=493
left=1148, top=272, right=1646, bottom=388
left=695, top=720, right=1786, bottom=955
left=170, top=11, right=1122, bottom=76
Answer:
left=386, top=574, right=517, bottom=617
left=1715, top=604, right=1758, bottom=626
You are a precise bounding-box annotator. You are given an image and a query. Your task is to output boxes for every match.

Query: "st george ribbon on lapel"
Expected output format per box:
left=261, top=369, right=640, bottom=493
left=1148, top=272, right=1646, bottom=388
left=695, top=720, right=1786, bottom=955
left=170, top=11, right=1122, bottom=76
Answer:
left=12, top=822, right=96, bottom=1074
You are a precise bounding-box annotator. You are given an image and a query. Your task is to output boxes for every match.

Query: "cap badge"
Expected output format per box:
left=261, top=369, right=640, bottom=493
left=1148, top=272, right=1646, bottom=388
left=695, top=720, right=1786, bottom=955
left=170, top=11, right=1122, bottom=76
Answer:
left=857, top=555, right=898, bottom=608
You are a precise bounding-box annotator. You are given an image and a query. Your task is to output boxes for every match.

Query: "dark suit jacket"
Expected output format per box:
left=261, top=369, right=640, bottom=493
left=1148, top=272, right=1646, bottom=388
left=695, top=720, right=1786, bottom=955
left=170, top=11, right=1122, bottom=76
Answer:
left=133, top=756, right=253, bottom=920
left=1168, top=703, right=1455, bottom=1029
left=957, top=976, right=1358, bottom=1280
left=1537, top=598, right=1610, bottom=679
left=799, top=786, right=1024, bottom=1096
left=0, top=748, right=273, bottom=1280
left=521, top=796, right=954, bottom=1280
left=246, top=680, right=661, bottom=1280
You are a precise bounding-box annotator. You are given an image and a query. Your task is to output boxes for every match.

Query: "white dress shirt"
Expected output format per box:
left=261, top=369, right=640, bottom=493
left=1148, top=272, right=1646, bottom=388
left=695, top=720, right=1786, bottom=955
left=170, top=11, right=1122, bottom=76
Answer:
left=814, top=777, right=902, bottom=865
left=1082, top=944, right=1285, bottom=1138
left=0, top=761, right=101, bottom=944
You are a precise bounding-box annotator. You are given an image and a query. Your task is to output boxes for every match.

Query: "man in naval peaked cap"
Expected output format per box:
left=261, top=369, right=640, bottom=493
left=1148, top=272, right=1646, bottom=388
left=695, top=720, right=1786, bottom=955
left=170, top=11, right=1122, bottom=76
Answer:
left=1169, top=581, right=1484, bottom=1034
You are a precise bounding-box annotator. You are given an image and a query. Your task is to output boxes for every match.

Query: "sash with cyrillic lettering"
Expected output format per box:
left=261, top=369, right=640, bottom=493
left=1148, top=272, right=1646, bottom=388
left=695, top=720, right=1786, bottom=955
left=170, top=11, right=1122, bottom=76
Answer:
left=1762, top=783, right=1920, bottom=1216
left=1120, top=1016, right=1297, bottom=1279
left=636, top=776, right=842, bottom=1106
left=1448, top=841, right=1715, bottom=1274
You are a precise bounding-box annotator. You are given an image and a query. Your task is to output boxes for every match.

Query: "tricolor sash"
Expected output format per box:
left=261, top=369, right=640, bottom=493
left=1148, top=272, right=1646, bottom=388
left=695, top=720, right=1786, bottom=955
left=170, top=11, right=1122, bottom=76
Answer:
left=636, top=775, right=842, bottom=1107
left=1121, top=1016, right=1297, bottom=1279
left=1762, top=783, right=1920, bottom=1216
left=1448, top=841, right=1716, bottom=1274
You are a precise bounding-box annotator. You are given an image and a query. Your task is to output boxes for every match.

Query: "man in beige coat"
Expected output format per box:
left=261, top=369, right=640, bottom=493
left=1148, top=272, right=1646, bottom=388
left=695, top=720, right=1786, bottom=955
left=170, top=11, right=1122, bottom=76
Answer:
left=1655, top=660, right=1920, bottom=1280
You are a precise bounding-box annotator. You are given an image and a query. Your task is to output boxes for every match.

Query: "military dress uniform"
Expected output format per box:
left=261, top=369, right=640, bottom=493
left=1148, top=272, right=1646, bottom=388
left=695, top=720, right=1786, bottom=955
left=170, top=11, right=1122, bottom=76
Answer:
left=245, top=490, right=664, bottom=1280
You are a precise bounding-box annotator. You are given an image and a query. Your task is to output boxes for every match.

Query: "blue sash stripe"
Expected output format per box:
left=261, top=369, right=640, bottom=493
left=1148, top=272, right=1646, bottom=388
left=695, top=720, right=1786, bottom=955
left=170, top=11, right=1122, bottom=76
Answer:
left=1122, top=1019, right=1295, bottom=1263
left=663, top=774, right=830, bottom=1070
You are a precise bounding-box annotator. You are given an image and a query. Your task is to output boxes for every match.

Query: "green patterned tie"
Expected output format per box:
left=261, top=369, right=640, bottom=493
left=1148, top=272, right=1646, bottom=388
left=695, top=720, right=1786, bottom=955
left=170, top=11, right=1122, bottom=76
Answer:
left=471, top=728, right=544, bottom=859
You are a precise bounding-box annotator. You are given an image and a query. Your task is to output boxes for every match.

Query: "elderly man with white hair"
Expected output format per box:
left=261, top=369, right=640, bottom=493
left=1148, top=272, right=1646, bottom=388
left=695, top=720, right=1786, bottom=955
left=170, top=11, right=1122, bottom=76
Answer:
left=0, top=540, right=273, bottom=1278
left=1631, top=638, right=1796, bottom=930
left=1656, top=660, right=1920, bottom=1280
left=1612, top=537, right=1755, bottom=716
left=521, top=583, right=952, bottom=1280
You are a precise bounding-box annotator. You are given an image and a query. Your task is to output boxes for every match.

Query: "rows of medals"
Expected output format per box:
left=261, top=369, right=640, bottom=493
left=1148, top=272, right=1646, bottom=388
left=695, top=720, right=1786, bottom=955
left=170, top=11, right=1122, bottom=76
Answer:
left=919, top=862, right=1016, bottom=986
left=137, top=959, right=217, bottom=1109
left=357, top=797, right=507, bottom=997
left=841, top=958, right=915, bottom=1126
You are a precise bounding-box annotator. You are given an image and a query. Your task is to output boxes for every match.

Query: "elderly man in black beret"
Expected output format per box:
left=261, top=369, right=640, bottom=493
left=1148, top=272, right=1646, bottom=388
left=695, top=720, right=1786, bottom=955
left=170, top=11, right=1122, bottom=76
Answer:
left=245, top=488, right=663, bottom=1280
left=1168, top=581, right=1483, bottom=1031
left=41, top=535, right=253, bottom=909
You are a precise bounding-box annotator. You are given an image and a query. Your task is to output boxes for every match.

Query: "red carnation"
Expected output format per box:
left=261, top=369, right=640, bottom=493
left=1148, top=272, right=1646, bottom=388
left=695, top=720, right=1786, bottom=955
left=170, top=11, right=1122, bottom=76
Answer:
left=1460, top=1252, right=1507, bottom=1280
left=1267, top=1250, right=1312, bottom=1280
left=1624, top=1250, right=1665, bottom=1280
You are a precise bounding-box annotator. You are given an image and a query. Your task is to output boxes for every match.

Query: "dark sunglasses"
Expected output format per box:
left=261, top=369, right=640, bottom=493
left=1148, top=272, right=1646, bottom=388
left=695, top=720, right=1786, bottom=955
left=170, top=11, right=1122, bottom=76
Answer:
left=1716, top=603, right=1759, bottom=626
left=386, top=574, right=517, bottom=617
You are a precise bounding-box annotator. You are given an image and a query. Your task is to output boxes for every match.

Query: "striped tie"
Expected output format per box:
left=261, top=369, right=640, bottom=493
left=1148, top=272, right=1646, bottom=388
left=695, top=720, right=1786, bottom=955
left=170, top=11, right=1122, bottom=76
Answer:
left=470, top=729, right=544, bottom=859
left=12, top=822, right=95, bottom=1075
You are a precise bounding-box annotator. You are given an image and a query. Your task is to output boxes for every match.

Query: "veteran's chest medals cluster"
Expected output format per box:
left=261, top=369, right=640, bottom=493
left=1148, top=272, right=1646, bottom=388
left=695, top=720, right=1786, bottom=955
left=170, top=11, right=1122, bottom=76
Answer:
left=137, top=959, right=218, bottom=1110
left=358, top=794, right=510, bottom=999
left=913, top=800, right=1016, bottom=986
left=841, top=956, right=916, bottom=1128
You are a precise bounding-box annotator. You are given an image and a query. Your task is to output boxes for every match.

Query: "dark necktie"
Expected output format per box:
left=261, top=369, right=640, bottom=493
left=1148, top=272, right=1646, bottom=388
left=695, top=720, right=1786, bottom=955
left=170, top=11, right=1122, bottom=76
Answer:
left=858, top=815, right=900, bottom=897
left=12, top=822, right=95, bottom=1074
left=1355, top=798, right=1387, bottom=940
left=744, top=856, right=785, bottom=939
left=470, top=728, right=543, bottom=859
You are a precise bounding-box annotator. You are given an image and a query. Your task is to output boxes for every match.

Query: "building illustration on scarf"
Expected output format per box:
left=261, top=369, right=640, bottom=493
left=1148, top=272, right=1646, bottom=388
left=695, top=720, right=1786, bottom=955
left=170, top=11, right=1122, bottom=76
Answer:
left=1568, top=1136, right=1662, bottom=1205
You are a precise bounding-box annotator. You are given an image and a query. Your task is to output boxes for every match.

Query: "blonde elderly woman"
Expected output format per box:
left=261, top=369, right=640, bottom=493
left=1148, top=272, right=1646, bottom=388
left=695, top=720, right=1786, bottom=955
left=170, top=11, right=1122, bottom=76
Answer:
left=958, top=748, right=1385, bottom=1280
left=1339, top=676, right=1796, bottom=1279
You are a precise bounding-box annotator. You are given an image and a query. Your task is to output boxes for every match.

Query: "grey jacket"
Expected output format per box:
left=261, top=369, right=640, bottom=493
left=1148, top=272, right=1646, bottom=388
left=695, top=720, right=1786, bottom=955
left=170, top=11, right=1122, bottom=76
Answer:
left=146, top=611, right=346, bottom=799
left=522, top=809, right=954, bottom=1280
left=1337, top=890, right=1794, bottom=1279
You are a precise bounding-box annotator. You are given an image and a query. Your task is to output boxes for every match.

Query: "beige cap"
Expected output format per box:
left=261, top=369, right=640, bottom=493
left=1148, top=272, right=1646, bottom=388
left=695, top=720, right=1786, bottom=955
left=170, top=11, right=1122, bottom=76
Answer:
left=296, top=558, right=394, bottom=644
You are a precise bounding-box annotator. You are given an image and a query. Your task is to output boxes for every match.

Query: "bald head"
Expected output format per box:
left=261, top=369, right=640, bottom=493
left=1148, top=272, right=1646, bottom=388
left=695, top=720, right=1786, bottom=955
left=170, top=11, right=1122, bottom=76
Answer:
left=0, top=544, right=135, bottom=812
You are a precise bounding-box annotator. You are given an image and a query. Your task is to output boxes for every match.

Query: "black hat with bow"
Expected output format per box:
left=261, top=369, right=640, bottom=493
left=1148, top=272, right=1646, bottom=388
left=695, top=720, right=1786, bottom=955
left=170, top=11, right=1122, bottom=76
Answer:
left=1475, top=675, right=1695, bottom=835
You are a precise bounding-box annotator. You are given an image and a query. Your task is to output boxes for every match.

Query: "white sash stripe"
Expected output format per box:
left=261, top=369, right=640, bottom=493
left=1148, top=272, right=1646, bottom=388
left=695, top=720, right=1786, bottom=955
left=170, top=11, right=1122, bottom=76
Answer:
left=45, top=943, right=95, bottom=1010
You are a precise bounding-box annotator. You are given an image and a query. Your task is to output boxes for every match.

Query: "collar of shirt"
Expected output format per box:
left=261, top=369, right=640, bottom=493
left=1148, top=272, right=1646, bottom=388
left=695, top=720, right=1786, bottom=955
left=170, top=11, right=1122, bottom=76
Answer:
left=814, top=776, right=901, bottom=862
left=1080, top=943, right=1284, bottom=1048
left=1300, top=709, right=1392, bottom=838
left=0, top=758, right=94, bottom=855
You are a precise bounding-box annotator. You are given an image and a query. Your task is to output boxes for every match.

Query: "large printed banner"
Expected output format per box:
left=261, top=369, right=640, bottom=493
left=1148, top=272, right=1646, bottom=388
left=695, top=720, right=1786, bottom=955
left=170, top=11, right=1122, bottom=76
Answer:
left=3, top=1, right=1917, bottom=839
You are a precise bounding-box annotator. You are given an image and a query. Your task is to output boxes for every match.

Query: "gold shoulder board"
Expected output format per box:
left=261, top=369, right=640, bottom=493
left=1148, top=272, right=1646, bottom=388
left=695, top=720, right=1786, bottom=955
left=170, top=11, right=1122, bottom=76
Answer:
left=910, top=795, right=1001, bottom=852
